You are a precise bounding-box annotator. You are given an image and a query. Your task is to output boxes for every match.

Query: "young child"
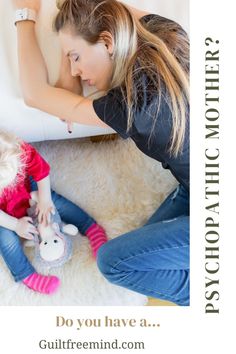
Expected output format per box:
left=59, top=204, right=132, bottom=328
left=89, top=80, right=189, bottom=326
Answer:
left=0, top=130, right=108, bottom=295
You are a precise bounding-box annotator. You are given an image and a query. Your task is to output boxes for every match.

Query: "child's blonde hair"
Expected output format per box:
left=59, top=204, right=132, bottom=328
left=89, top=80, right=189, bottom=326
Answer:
left=0, top=130, right=23, bottom=191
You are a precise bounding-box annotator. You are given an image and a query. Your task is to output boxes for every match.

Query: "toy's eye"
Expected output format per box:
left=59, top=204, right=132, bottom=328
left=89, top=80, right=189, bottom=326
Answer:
left=54, top=240, right=58, bottom=243
left=44, top=242, right=47, bottom=245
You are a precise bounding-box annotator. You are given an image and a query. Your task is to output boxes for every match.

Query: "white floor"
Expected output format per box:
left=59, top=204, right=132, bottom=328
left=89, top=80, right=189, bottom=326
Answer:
left=0, top=137, right=176, bottom=306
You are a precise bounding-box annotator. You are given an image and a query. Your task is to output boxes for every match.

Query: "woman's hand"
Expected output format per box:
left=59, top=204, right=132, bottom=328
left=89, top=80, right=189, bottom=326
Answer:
left=15, top=216, right=39, bottom=240
left=11, top=0, right=41, bottom=12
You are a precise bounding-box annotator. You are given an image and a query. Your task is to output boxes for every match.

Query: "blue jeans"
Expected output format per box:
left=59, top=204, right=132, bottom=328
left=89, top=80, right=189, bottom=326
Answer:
left=97, top=184, right=189, bottom=306
left=0, top=186, right=95, bottom=282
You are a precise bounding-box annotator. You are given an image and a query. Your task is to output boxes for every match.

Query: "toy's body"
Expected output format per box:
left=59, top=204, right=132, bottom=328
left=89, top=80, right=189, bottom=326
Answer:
left=27, top=191, right=78, bottom=269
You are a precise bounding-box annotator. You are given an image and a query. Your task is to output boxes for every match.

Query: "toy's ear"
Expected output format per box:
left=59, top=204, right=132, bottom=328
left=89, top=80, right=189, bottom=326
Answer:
left=62, top=224, right=78, bottom=236
left=52, top=223, right=60, bottom=232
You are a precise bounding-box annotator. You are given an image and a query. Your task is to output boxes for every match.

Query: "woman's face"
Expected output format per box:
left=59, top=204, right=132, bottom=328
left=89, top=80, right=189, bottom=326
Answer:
left=59, top=30, right=114, bottom=91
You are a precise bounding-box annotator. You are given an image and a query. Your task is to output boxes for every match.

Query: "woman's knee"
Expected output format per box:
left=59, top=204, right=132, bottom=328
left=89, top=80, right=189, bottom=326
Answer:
left=96, top=242, right=113, bottom=277
left=96, top=239, right=125, bottom=282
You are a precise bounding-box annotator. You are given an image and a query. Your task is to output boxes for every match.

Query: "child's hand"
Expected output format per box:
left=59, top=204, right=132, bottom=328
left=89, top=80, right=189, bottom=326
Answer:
left=36, top=199, right=55, bottom=226
left=15, top=217, right=39, bottom=240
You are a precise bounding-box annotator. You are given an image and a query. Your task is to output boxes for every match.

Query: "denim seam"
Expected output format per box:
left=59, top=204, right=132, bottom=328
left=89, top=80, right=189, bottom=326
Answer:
left=112, top=244, right=189, bottom=270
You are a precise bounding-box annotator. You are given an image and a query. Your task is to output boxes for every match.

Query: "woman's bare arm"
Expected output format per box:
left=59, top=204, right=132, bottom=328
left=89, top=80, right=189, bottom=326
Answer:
left=120, top=2, right=150, bottom=19
left=14, top=2, right=149, bottom=127
left=16, top=21, right=108, bottom=128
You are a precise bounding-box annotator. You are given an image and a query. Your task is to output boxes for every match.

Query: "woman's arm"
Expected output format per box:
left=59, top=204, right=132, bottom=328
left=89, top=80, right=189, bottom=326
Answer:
left=13, top=1, right=147, bottom=127
left=120, top=2, right=150, bottom=19
left=15, top=19, right=108, bottom=128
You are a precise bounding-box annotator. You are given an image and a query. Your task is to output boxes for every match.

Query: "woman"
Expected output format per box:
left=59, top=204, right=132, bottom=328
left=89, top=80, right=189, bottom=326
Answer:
left=12, top=0, right=189, bottom=305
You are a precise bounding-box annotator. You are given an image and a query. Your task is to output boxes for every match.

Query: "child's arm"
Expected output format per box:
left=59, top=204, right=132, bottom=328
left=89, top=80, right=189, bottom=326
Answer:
left=36, top=176, right=54, bottom=225
left=0, top=210, right=18, bottom=231
left=0, top=210, right=38, bottom=239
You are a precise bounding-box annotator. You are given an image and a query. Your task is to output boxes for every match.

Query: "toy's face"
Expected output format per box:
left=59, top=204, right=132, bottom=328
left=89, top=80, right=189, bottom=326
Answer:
left=38, top=224, right=65, bottom=262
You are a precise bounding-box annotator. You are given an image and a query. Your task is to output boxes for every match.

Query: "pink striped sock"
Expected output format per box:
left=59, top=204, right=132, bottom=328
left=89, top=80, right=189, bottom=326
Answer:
left=23, top=273, right=60, bottom=295
left=85, top=223, right=108, bottom=257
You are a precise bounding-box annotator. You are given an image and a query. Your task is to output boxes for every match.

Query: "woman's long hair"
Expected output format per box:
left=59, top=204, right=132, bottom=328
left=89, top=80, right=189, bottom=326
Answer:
left=54, top=0, right=189, bottom=156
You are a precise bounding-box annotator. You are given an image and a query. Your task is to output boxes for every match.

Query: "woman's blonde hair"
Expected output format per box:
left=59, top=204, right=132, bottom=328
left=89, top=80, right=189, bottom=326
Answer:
left=0, top=130, right=23, bottom=191
left=54, top=0, right=189, bottom=156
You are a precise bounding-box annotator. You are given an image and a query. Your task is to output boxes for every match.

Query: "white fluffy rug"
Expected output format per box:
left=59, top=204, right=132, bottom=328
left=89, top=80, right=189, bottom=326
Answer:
left=0, top=137, right=176, bottom=305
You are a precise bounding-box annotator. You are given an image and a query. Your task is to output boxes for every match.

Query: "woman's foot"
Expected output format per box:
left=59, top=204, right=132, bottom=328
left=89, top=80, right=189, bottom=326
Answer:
left=23, top=272, right=60, bottom=294
left=85, top=223, right=108, bottom=257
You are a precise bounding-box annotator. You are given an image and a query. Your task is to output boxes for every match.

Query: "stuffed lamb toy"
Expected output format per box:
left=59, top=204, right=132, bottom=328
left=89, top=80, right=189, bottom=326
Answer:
left=26, top=191, right=78, bottom=269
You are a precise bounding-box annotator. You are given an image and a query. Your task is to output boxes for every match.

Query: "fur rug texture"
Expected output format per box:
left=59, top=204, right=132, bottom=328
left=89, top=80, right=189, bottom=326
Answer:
left=0, top=137, right=176, bottom=306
